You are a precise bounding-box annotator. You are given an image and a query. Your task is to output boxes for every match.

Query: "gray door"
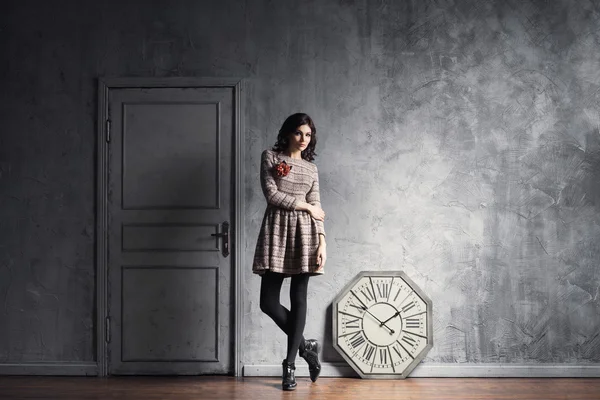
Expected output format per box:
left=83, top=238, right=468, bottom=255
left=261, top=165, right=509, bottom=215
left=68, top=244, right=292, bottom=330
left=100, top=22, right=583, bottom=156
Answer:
left=106, top=87, right=234, bottom=375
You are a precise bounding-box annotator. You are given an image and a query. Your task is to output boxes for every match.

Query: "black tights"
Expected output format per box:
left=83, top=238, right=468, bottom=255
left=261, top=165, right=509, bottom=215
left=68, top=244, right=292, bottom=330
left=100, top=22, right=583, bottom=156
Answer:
left=259, top=271, right=310, bottom=363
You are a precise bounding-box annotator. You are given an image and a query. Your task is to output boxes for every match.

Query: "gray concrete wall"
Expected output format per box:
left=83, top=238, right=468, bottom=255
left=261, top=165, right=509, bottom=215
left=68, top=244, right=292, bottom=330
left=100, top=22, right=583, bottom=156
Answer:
left=1, top=0, right=599, bottom=369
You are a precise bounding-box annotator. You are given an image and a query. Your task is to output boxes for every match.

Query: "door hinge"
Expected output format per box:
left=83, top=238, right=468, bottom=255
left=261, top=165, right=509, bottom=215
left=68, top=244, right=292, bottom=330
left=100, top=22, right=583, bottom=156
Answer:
left=105, top=316, right=111, bottom=343
left=106, top=120, right=111, bottom=143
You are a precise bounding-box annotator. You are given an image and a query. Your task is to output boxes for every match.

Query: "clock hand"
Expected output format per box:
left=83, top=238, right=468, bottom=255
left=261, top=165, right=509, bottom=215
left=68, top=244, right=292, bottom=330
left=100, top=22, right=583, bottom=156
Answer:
left=364, top=309, right=395, bottom=335
left=380, top=310, right=401, bottom=327
left=350, top=290, right=395, bottom=334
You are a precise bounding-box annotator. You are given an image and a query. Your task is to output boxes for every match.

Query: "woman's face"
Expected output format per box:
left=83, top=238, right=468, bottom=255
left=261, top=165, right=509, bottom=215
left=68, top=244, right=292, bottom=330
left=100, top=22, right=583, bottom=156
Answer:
left=288, top=124, right=312, bottom=152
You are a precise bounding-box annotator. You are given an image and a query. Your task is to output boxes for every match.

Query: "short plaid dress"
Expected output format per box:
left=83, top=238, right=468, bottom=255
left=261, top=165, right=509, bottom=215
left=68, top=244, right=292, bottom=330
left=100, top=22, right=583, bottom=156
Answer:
left=252, top=149, right=326, bottom=276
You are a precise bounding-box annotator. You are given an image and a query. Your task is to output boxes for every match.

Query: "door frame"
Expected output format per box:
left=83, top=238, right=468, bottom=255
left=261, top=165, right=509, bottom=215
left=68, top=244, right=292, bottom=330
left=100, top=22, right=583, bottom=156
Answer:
left=96, top=77, right=245, bottom=377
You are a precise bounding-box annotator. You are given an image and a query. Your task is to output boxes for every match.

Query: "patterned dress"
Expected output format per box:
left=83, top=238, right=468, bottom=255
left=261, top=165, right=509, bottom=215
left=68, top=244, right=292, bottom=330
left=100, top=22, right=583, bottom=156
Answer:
left=252, top=149, right=326, bottom=276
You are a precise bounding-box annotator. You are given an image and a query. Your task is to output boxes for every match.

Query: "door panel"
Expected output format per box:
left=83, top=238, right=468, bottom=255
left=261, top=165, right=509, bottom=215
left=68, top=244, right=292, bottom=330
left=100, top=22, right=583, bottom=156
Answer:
left=121, top=266, right=219, bottom=362
left=107, top=87, right=233, bottom=375
left=121, top=102, right=220, bottom=209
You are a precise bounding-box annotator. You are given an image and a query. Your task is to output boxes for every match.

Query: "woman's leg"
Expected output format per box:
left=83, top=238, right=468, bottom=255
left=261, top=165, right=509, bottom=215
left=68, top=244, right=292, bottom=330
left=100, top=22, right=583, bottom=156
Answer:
left=259, top=271, right=306, bottom=344
left=286, top=273, right=310, bottom=362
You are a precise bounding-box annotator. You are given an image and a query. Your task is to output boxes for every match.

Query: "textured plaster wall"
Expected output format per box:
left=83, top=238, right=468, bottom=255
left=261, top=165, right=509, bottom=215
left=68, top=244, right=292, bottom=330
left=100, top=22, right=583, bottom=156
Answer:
left=1, top=0, right=599, bottom=367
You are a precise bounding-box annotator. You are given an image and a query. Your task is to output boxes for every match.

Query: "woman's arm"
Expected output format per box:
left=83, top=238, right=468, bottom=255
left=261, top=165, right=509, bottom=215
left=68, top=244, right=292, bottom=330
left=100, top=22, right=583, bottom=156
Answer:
left=260, top=150, right=300, bottom=210
left=306, top=165, right=326, bottom=243
left=293, top=201, right=314, bottom=212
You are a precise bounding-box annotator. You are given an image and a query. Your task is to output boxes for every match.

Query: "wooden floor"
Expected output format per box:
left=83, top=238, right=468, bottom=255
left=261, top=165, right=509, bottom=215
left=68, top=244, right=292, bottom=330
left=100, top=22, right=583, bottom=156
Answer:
left=0, top=376, right=599, bottom=399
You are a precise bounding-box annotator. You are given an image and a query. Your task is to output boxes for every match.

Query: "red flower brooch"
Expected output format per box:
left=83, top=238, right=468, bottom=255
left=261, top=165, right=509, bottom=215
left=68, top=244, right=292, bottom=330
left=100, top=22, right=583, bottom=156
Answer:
left=275, top=160, right=292, bottom=177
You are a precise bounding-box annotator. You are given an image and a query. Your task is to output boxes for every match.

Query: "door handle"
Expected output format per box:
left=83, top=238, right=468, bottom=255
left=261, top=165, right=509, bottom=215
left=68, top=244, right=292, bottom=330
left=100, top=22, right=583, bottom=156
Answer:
left=211, top=221, right=230, bottom=257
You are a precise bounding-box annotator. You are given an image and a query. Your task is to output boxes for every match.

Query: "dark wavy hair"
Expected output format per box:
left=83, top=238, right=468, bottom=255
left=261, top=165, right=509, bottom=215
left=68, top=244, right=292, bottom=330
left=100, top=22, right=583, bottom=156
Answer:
left=271, top=113, right=318, bottom=161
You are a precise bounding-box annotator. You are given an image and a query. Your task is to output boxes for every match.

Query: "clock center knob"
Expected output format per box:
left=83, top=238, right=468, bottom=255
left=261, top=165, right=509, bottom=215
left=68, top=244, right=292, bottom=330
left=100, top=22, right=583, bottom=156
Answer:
left=362, top=303, right=402, bottom=347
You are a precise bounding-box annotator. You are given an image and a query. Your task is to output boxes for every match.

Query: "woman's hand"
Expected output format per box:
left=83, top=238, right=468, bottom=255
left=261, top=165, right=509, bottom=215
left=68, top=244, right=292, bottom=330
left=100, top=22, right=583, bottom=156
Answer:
left=308, top=204, right=325, bottom=221
left=316, top=243, right=327, bottom=271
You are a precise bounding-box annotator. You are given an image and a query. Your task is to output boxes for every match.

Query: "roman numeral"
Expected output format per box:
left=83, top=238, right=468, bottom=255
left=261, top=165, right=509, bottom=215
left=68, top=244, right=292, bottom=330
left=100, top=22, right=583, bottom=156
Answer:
left=402, top=301, right=416, bottom=314
left=363, top=343, right=375, bottom=361
left=349, top=331, right=366, bottom=348
left=395, top=287, right=411, bottom=304
left=379, top=348, right=387, bottom=364
left=344, top=317, right=361, bottom=329
left=401, top=334, right=417, bottom=347
left=376, top=282, right=389, bottom=300
left=387, top=346, right=396, bottom=372
left=392, top=344, right=403, bottom=358
left=405, top=318, right=420, bottom=329
left=396, top=340, right=415, bottom=359
left=361, top=287, right=375, bottom=302
left=339, top=330, right=363, bottom=338
left=403, top=310, right=426, bottom=319
left=369, top=277, right=377, bottom=302
left=339, top=310, right=362, bottom=320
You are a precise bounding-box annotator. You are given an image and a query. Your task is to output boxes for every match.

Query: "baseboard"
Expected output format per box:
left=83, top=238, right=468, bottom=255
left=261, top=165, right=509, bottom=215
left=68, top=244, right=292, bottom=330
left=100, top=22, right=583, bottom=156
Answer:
left=243, top=362, right=600, bottom=378
left=0, top=362, right=98, bottom=376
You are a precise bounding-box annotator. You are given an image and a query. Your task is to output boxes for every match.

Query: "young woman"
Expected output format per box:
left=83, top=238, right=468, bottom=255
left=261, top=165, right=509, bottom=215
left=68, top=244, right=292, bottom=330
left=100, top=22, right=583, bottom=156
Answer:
left=252, top=113, right=327, bottom=390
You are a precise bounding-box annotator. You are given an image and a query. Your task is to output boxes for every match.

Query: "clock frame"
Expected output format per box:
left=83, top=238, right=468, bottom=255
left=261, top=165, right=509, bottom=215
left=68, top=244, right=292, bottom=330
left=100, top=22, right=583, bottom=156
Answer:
left=332, top=271, right=433, bottom=379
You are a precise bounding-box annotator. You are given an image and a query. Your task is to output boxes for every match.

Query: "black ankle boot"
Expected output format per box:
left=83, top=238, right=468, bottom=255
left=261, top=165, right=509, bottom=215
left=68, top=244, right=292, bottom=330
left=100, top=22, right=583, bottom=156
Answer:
left=299, top=339, right=321, bottom=382
left=282, top=359, right=297, bottom=391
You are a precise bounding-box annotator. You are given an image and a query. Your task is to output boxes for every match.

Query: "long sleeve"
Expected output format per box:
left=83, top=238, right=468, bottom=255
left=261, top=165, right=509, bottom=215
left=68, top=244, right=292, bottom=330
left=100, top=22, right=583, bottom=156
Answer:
left=306, top=166, right=326, bottom=237
left=260, top=150, right=299, bottom=210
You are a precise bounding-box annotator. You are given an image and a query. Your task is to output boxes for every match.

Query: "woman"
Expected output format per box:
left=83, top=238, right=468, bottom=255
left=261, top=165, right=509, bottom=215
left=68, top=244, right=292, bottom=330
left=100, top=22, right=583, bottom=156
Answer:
left=252, top=113, right=327, bottom=390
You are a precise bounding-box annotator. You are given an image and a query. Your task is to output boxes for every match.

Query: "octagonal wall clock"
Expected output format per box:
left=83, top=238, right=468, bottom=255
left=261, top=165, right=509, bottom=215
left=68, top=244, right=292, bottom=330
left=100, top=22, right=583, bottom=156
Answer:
left=332, top=271, right=433, bottom=379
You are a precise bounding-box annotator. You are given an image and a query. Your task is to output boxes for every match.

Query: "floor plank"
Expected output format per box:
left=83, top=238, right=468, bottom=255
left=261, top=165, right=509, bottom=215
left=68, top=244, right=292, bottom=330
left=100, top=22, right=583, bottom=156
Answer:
left=0, top=376, right=599, bottom=399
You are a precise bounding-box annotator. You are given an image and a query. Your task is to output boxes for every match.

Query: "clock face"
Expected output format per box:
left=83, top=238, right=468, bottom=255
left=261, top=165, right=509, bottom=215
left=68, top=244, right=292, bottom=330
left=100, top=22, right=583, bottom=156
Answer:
left=332, top=271, right=433, bottom=379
